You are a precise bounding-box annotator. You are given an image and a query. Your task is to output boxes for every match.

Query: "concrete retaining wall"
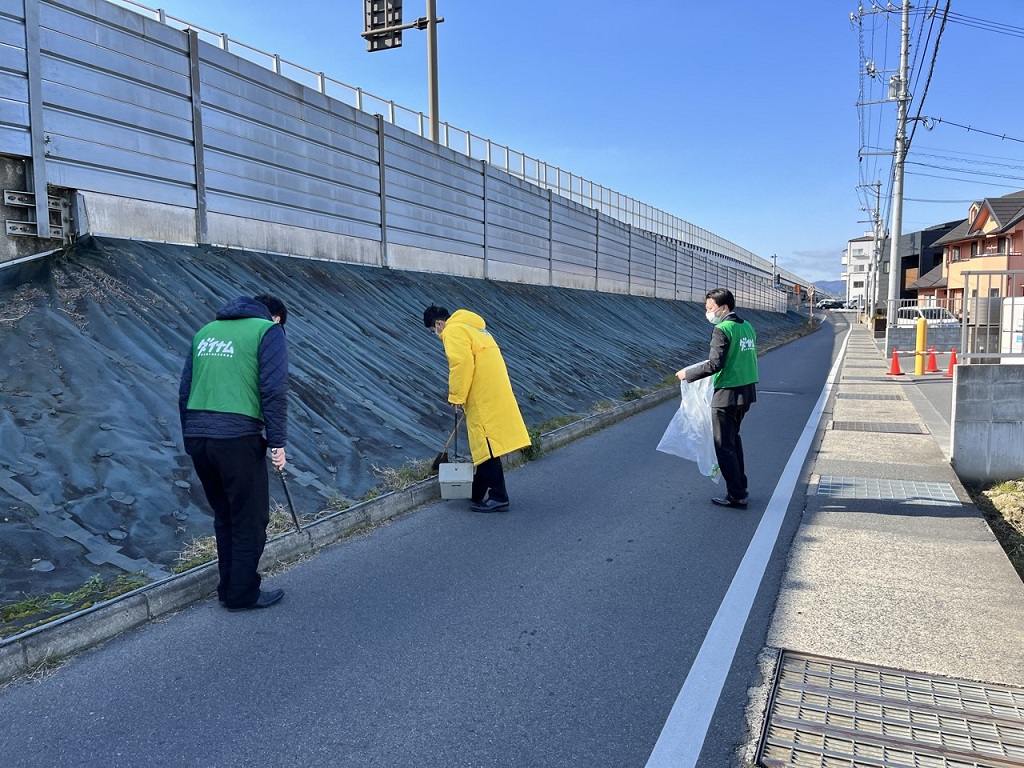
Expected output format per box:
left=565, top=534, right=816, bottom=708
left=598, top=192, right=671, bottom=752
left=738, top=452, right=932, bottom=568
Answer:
left=951, top=364, right=1024, bottom=484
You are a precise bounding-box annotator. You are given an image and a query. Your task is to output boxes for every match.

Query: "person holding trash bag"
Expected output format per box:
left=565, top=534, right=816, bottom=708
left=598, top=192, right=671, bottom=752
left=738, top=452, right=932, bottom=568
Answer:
left=179, top=294, right=289, bottom=611
left=676, top=288, right=758, bottom=509
left=423, top=305, right=531, bottom=513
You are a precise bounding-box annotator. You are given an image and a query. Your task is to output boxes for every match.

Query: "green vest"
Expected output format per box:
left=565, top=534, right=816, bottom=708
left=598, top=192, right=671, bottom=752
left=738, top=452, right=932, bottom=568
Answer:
left=186, top=318, right=274, bottom=419
left=713, top=318, right=758, bottom=389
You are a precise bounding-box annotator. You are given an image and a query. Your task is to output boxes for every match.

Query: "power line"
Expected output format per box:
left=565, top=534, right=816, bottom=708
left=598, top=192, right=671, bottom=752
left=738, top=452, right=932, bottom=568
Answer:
left=905, top=170, right=1024, bottom=189
left=911, top=144, right=1024, bottom=163
left=852, top=2, right=1024, bottom=242
left=926, top=118, right=1024, bottom=145
left=905, top=160, right=1024, bottom=182
left=944, top=10, right=1024, bottom=39
left=909, top=152, right=1024, bottom=172
left=903, top=197, right=977, bottom=203
left=907, top=0, right=948, bottom=150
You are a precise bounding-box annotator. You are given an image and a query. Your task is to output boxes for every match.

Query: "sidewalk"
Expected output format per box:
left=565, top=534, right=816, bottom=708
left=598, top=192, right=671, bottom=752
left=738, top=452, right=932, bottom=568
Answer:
left=749, top=320, right=1024, bottom=766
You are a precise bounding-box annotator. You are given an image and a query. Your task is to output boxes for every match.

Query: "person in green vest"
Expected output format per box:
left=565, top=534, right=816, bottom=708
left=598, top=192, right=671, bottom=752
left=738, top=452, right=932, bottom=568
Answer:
left=179, top=294, right=289, bottom=611
left=677, top=288, right=758, bottom=509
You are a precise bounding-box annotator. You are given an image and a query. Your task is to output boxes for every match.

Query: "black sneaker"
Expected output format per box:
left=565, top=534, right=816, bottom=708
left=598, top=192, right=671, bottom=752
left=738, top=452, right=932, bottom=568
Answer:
left=470, top=499, right=510, bottom=513
left=711, top=496, right=748, bottom=509
left=226, top=588, right=284, bottom=611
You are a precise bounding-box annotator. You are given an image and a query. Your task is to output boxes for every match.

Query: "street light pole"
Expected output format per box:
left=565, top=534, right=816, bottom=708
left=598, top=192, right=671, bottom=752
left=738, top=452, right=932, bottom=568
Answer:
left=426, top=0, right=439, bottom=143
left=363, top=1, right=445, bottom=143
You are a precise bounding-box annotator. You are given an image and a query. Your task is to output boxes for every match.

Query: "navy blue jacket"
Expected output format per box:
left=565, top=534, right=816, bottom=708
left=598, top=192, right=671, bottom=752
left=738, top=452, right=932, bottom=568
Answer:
left=179, top=296, right=289, bottom=447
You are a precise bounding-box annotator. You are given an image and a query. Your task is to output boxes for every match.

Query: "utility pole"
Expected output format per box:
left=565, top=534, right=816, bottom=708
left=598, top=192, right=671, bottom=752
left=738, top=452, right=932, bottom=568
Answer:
left=855, top=180, right=882, bottom=317
left=865, top=181, right=883, bottom=319
left=885, top=0, right=911, bottom=326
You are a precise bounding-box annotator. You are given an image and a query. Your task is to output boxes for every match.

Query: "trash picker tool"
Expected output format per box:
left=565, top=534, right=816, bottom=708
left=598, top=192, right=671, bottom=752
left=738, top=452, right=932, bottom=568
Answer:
left=431, top=414, right=464, bottom=471
left=276, top=467, right=302, bottom=532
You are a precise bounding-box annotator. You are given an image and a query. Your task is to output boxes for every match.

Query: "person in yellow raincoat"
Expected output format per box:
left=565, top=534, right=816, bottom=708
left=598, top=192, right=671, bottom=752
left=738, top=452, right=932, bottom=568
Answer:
left=423, top=305, right=531, bottom=513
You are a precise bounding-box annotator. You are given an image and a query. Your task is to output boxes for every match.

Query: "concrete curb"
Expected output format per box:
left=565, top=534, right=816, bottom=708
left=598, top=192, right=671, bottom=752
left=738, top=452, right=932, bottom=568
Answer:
left=0, top=387, right=676, bottom=687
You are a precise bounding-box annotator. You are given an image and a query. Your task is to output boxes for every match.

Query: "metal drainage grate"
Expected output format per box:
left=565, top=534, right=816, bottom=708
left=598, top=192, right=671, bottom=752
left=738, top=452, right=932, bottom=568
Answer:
left=841, top=375, right=899, bottom=380
left=836, top=393, right=905, bottom=401
left=757, top=651, right=1024, bottom=768
left=831, top=421, right=927, bottom=434
left=817, top=476, right=961, bottom=506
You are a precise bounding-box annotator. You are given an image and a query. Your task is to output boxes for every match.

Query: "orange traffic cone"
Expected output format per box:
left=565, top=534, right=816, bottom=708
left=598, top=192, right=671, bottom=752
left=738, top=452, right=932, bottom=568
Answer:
left=925, top=346, right=940, bottom=374
left=887, top=348, right=904, bottom=376
left=944, top=347, right=958, bottom=378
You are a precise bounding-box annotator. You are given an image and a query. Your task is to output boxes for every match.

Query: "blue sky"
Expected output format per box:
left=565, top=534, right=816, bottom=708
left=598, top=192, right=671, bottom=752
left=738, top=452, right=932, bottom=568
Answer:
left=119, top=1, right=1024, bottom=284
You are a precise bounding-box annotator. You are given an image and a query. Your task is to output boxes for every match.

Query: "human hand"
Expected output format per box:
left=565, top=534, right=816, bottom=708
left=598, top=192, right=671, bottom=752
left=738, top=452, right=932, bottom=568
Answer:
left=675, top=369, right=688, bottom=382
left=270, top=446, right=287, bottom=470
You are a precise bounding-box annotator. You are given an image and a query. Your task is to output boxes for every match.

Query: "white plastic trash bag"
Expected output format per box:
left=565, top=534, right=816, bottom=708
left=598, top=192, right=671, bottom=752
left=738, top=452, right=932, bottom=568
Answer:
left=656, top=378, right=721, bottom=483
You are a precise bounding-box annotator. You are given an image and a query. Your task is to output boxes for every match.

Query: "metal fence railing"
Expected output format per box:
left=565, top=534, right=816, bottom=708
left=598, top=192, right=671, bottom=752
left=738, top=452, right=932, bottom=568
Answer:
left=885, top=273, right=1024, bottom=363
left=957, top=270, right=1024, bottom=364
left=103, top=0, right=796, bottom=285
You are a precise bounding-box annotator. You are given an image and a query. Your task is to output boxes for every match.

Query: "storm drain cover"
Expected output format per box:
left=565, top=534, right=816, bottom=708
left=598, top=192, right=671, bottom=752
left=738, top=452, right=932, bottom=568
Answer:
left=758, top=651, right=1024, bottom=767
left=816, top=476, right=961, bottom=506
left=836, top=393, right=905, bottom=401
left=842, top=375, right=897, bottom=380
left=831, top=421, right=927, bottom=434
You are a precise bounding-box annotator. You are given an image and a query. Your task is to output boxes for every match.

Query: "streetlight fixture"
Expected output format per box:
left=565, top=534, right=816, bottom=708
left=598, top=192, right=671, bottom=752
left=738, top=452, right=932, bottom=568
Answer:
left=362, top=0, right=445, bottom=143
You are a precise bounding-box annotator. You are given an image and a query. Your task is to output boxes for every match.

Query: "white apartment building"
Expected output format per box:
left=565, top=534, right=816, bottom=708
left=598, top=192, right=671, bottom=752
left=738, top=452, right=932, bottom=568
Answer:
left=842, top=234, right=873, bottom=310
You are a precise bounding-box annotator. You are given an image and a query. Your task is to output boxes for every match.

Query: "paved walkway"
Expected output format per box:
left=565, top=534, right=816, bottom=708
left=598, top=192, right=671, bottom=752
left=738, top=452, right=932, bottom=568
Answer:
left=749, top=319, right=1024, bottom=767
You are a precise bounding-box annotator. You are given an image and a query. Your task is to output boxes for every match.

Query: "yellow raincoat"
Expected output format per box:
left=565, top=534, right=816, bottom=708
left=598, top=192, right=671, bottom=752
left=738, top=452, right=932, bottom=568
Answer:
left=440, top=309, right=531, bottom=466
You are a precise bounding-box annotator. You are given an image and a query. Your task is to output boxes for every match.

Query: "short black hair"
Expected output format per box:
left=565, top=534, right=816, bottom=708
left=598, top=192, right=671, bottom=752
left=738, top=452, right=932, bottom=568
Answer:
left=423, top=305, right=450, bottom=328
left=254, top=294, right=287, bottom=326
left=705, top=288, right=735, bottom=311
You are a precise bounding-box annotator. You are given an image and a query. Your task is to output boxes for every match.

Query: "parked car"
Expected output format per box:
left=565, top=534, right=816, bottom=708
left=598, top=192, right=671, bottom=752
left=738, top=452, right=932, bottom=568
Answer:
left=894, top=306, right=959, bottom=327
left=815, top=298, right=844, bottom=309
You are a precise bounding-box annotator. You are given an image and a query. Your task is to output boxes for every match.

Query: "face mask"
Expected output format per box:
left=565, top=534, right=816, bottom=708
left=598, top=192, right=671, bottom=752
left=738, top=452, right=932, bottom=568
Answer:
left=706, top=310, right=723, bottom=325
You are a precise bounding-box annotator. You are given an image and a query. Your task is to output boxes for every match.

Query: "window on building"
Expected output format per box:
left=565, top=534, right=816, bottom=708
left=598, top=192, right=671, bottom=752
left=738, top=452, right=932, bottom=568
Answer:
left=997, top=237, right=1008, bottom=254
left=951, top=246, right=960, bottom=261
left=853, top=280, right=864, bottom=288
left=971, top=241, right=979, bottom=257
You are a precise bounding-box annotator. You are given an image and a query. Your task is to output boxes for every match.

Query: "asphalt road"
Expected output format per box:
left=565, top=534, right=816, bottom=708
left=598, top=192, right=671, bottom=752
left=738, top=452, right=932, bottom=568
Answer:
left=0, top=322, right=840, bottom=767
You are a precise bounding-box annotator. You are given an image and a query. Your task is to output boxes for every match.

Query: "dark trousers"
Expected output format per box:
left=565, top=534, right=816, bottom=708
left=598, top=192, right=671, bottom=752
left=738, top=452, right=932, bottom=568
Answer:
left=712, top=404, right=749, bottom=501
left=472, top=456, right=508, bottom=504
left=185, top=435, right=269, bottom=609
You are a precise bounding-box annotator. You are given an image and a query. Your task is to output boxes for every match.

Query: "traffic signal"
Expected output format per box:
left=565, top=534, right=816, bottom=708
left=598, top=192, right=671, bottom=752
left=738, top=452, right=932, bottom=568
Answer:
left=364, top=0, right=403, bottom=52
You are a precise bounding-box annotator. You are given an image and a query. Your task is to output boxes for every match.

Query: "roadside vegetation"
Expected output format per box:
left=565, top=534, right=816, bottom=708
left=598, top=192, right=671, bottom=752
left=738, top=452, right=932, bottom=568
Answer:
left=969, top=478, right=1024, bottom=584
left=0, top=572, right=150, bottom=640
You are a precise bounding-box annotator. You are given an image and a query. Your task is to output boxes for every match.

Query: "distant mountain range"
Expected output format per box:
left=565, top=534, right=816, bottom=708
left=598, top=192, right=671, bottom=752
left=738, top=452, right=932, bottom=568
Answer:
left=813, top=280, right=844, bottom=297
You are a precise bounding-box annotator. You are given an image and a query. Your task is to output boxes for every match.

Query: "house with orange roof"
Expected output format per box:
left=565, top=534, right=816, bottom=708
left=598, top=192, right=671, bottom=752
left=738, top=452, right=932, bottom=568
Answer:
left=927, top=190, right=1024, bottom=314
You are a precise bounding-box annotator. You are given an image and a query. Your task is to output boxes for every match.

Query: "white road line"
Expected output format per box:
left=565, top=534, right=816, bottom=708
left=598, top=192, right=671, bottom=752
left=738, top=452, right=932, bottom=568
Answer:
left=645, top=327, right=851, bottom=768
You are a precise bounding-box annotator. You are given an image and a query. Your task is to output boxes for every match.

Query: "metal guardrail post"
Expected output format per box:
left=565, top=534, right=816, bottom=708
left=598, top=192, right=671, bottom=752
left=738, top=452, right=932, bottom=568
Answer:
left=24, top=0, right=50, bottom=239
left=376, top=113, right=388, bottom=267
left=187, top=30, right=208, bottom=244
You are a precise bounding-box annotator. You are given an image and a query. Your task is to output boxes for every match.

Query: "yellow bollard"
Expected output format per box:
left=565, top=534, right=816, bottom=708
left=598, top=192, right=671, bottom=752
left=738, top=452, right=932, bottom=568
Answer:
left=915, top=316, right=927, bottom=375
